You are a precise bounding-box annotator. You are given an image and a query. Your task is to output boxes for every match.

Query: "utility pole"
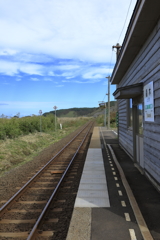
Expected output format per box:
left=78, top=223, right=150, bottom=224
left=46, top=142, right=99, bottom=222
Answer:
left=98, top=101, right=106, bottom=127
left=112, top=43, right=121, bottom=136
left=112, top=43, right=121, bottom=60
left=104, top=102, right=106, bottom=127
left=106, top=76, right=110, bottom=129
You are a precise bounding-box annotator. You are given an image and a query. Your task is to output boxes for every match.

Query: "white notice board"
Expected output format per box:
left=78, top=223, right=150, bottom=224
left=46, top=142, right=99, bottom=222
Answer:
left=144, top=81, right=154, bottom=122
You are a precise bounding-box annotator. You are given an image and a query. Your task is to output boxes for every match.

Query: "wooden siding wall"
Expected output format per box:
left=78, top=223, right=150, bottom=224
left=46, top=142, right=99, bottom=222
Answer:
left=118, top=99, right=133, bottom=156
left=118, top=19, right=160, bottom=184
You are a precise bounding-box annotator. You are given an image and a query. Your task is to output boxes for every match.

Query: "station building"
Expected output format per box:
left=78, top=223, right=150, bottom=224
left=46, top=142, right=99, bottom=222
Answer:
left=110, top=0, right=160, bottom=191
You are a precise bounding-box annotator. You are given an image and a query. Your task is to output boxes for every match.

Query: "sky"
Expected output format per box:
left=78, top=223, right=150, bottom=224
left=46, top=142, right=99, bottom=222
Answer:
left=0, top=0, right=137, bottom=117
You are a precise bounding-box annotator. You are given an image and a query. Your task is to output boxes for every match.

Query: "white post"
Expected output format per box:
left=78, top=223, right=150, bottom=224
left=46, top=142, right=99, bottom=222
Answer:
left=53, top=106, right=57, bottom=132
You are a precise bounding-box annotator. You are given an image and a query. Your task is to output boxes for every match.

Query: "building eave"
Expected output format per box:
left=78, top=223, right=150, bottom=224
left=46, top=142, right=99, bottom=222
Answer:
left=110, top=0, right=160, bottom=85
left=113, top=83, right=143, bottom=99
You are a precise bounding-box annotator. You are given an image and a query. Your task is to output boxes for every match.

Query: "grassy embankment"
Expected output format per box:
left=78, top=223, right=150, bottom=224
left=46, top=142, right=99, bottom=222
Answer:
left=0, top=116, right=91, bottom=176
left=0, top=113, right=117, bottom=176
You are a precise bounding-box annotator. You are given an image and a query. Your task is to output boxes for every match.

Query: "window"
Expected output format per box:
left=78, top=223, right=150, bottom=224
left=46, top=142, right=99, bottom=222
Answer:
left=128, top=99, right=133, bottom=128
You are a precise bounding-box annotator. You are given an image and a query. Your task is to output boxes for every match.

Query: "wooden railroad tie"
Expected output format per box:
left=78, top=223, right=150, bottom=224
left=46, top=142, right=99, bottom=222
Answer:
left=50, top=170, right=64, bottom=174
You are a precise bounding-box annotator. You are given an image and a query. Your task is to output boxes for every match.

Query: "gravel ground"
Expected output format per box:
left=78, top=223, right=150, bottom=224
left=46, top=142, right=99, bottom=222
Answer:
left=0, top=125, right=92, bottom=240
left=0, top=127, right=84, bottom=206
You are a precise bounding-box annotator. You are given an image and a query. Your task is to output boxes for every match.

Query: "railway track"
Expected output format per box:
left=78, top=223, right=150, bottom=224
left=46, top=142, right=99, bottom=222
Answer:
left=0, top=121, right=94, bottom=240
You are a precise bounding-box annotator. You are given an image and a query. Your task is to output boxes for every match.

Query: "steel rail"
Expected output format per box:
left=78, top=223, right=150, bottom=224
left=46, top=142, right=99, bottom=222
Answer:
left=0, top=121, right=93, bottom=217
left=26, top=121, right=93, bottom=239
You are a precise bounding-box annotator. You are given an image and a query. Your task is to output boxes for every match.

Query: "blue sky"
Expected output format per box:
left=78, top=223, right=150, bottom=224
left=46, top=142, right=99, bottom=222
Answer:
left=0, top=0, right=137, bottom=117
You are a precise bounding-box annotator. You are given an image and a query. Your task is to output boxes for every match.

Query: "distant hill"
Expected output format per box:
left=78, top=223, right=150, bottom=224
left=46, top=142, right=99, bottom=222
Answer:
left=43, top=101, right=117, bottom=118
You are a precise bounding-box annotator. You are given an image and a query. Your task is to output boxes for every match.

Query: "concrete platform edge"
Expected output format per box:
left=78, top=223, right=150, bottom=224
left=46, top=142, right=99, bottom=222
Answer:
left=66, top=208, right=91, bottom=240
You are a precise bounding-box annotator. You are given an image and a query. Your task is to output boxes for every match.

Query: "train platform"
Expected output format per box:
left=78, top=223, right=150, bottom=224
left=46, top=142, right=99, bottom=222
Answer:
left=66, top=127, right=160, bottom=240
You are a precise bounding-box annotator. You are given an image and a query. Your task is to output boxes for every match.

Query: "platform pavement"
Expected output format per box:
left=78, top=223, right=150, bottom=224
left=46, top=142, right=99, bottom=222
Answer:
left=66, top=127, right=160, bottom=240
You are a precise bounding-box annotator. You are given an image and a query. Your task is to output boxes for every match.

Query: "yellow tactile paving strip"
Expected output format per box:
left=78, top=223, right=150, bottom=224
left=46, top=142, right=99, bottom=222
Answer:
left=89, top=127, right=101, bottom=148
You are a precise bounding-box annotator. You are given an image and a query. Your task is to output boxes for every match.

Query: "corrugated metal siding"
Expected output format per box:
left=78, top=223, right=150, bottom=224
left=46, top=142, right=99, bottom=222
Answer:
left=117, top=19, right=160, bottom=184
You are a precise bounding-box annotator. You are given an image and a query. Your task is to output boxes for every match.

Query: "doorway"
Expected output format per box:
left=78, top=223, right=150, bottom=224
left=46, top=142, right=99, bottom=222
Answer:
left=136, top=103, right=144, bottom=168
left=133, top=97, right=144, bottom=168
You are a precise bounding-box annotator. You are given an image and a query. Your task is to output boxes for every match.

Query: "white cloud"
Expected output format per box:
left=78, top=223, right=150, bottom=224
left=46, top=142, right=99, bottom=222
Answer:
left=0, top=49, right=17, bottom=56
left=0, top=0, right=137, bottom=63
left=0, top=60, right=18, bottom=76
left=16, top=77, right=21, bottom=81
left=14, top=53, right=53, bottom=63
left=62, top=80, right=71, bottom=83
left=74, top=79, right=101, bottom=84
left=19, top=63, right=44, bottom=75
left=31, top=77, right=40, bottom=81
left=66, top=76, right=75, bottom=79
left=44, top=78, right=52, bottom=81
left=61, top=72, right=75, bottom=78
left=0, top=59, right=45, bottom=76
left=0, top=0, right=137, bottom=116
left=48, top=71, right=56, bottom=76
left=56, top=65, right=80, bottom=70
left=62, top=78, right=101, bottom=84
left=82, top=67, right=112, bottom=79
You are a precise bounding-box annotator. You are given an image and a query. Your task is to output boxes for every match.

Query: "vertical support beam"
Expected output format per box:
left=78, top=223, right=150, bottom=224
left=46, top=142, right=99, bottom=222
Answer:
left=108, top=77, right=110, bottom=129
left=132, top=103, right=137, bottom=163
left=111, top=43, right=121, bottom=138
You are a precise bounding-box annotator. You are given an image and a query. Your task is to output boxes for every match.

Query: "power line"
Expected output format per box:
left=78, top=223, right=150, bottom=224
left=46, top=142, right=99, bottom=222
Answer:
left=102, top=48, right=114, bottom=102
left=102, top=0, right=132, bottom=103
left=109, top=48, right=114, bottom=72
left=117, top=0, right=133, bottom=44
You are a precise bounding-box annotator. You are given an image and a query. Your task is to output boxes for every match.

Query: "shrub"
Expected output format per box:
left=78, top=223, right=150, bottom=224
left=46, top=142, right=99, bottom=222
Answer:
left=0, top=128, right=6, bottom=140
left=0, top=115, right=92, bottom=140
left=0, top=115, right=57, bottom=140
left=0, top=118, right=21, bottom=139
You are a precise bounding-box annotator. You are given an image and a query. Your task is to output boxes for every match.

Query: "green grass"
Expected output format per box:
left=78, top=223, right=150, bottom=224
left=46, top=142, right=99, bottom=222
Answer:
left=0, top=115, right=117, bottom=176
left=0, top=117, right=91, bottom=176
